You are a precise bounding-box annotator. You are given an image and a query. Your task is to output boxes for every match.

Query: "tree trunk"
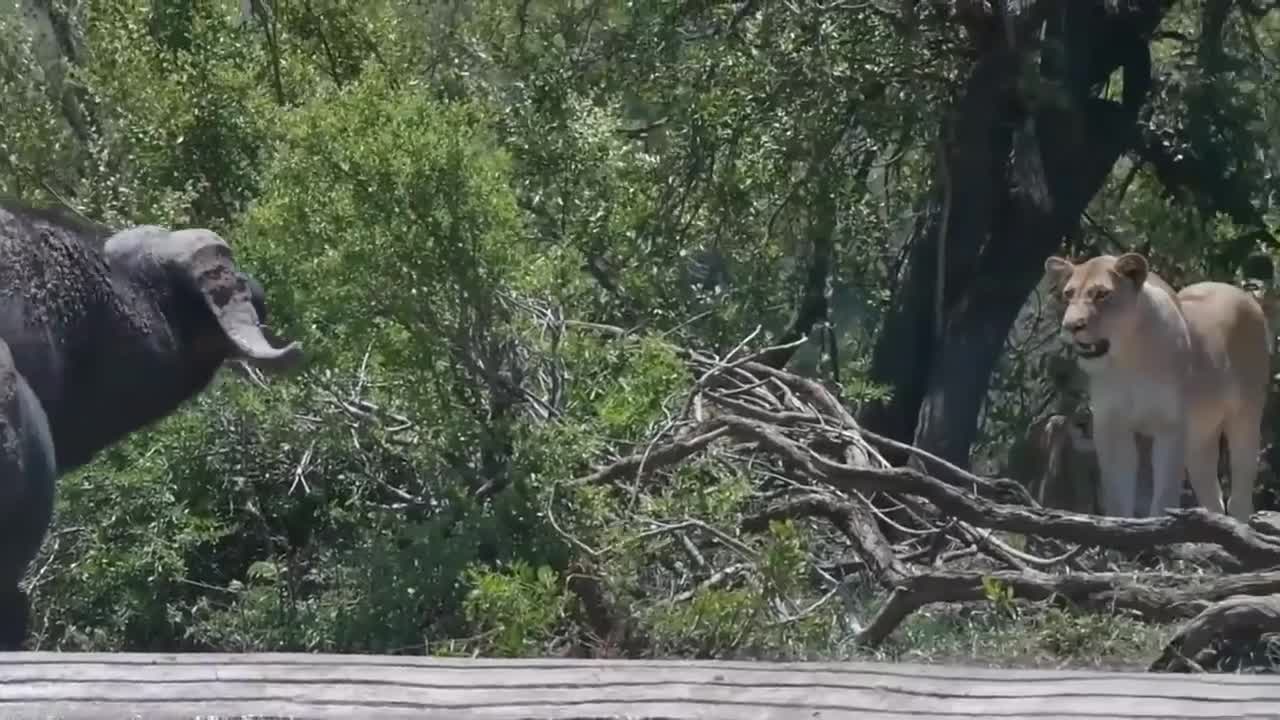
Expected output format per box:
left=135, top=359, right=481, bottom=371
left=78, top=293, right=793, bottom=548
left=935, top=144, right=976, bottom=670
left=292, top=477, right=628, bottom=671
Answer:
left=859, top=0, right=1170, bottom=466
left=913, top=99, right=1137, bottom=463
left=857, top=48, right=1015, bottom=462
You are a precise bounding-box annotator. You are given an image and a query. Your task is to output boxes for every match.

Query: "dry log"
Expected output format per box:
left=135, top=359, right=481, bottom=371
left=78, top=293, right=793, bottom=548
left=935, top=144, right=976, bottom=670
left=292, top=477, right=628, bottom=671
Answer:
left=1249, top=511, right=1280, bottom=539
left=724, top=417, right=1280, bottom=569
left=1150, top=594, right=1280, bottom=673
left=858, top=569, right=1280, bottom=647
left=1155, top=543, right=1247, bottom=573
left=739, top=465, right=1280, bottom=648
left=743, top=493, right=1280, bottom=649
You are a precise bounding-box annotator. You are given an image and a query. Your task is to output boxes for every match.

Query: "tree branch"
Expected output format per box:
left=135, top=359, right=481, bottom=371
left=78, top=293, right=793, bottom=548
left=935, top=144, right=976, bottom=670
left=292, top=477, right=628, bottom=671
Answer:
left=723, top=416, right=1280, bottom=569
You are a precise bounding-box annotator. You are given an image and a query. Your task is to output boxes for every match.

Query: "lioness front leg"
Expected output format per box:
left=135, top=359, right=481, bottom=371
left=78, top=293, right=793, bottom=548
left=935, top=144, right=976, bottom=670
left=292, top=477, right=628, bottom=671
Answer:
left=1147, top=423, right=1188, bottom=517
left=1092, top=414, right=1139, bottom=517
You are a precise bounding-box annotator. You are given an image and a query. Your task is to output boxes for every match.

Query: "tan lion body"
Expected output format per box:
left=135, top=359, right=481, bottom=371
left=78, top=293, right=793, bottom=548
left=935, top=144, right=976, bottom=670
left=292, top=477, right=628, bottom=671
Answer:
left=1044, top=253, right=1271, bottom=521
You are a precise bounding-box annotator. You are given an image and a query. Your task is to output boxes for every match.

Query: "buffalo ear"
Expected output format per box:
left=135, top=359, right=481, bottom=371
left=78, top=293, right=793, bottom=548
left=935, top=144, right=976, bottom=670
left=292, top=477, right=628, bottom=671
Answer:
left=103, top=227, right=303, bottom=372
left=1114, top=253, right=1149, bottom=288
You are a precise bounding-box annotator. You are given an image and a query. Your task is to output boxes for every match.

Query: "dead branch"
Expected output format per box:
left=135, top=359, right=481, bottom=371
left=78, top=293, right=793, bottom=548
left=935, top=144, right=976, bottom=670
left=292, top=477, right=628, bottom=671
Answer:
left=705, top=393, right=1031, bottom=507
left=565, top=561, right=648, bottom=659
left=737, top=488, right=1256, bottom=650
left=723, top=416, right=1280, bottom=569
left=742, top=492, right=910, bottom=584
left=858, top=570, right=1280, bottom=648
left=671, top=563, right=752, bottom=604
left=575, top=422, right=728, bottom=486
left=552, top=334, right=1280, bottom=662
left=720, top=359, right=1037, bottom=505
left=1250, top=511, right=1280, bottom=539
left=1150, top=594, right=1280, bottom=673
left=858, top=423, right=1037, bottom=506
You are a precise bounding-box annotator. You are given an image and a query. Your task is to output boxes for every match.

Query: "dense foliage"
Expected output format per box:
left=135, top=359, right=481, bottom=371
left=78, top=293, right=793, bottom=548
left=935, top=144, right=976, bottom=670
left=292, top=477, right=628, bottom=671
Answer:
left=1, top=0, right=1278, bottom=662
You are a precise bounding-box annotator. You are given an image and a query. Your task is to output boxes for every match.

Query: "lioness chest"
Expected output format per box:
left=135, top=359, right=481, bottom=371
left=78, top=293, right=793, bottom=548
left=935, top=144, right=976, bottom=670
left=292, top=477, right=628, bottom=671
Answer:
left=1078, top=287, right=1192, bottom=435
left=1085, top=368, right=1184, bottom=435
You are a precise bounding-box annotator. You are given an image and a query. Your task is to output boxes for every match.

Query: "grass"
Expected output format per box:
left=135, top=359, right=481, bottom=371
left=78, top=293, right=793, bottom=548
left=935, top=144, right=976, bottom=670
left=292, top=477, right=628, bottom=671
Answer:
left=796, top=580, right=1178, bottom=670
left=868, top=602, right=1174, bottom=671
left=670, top=578, right=1180, bottom=670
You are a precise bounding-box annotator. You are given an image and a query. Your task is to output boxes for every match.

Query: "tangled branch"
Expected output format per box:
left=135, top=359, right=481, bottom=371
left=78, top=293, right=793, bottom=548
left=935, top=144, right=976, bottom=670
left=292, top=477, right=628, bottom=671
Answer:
left=563, top=336, right=1280, bottom=668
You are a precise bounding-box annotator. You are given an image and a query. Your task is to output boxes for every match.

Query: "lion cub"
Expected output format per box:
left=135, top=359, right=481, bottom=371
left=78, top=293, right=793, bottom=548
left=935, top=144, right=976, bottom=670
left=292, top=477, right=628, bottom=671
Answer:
left=1044, top=253, right=1271, bottom=521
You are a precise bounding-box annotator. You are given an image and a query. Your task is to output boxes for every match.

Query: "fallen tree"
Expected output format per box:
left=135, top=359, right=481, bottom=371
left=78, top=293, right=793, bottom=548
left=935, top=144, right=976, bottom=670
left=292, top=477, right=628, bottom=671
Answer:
left=559, top=334, right=1280, bottom=671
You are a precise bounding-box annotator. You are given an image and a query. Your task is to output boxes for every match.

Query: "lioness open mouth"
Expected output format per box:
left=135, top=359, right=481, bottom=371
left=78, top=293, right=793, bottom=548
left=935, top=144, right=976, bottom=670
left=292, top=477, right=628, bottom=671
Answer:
left=1075, top=339, right=1110, bottom=359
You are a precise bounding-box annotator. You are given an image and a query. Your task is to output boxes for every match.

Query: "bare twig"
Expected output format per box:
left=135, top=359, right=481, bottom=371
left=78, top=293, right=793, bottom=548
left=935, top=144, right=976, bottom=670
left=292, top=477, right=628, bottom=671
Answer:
left=576, top=422, right=729, bottom=486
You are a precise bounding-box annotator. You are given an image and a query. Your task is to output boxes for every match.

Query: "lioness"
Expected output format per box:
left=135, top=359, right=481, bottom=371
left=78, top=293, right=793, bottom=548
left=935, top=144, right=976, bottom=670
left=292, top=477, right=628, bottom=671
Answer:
left=1043, top=253, right=1271, bottom=521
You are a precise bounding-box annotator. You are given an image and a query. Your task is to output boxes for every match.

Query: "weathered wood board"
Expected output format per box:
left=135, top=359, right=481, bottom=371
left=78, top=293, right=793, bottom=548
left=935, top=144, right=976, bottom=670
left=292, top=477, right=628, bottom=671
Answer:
left=0, top=652, right=1276, bottom=719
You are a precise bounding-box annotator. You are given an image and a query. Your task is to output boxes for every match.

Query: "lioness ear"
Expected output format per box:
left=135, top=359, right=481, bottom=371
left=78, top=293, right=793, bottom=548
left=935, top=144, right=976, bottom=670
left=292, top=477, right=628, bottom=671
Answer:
left=1044, top=256, right=1073, bottom=285
left=1114, top=253, right=1149, bottom=288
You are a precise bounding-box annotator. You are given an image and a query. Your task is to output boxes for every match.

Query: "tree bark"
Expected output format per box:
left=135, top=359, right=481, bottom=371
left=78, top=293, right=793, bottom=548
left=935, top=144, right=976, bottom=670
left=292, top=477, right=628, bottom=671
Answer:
left=913, top=99, right=1136, bottom=463
left=860, top=47, right=1016, bottom=463
left=859, top=0, right=1170, bottom=466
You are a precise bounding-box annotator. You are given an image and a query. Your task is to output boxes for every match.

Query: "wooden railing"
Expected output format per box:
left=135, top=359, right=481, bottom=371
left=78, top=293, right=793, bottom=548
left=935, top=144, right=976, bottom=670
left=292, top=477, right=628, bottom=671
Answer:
left=0, top=652, right=1274, bottom=719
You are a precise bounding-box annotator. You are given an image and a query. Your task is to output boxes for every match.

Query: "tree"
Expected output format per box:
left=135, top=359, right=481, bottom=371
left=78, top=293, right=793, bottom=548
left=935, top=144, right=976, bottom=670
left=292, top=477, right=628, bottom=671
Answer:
left=859, top=0, right=1177, bottom=465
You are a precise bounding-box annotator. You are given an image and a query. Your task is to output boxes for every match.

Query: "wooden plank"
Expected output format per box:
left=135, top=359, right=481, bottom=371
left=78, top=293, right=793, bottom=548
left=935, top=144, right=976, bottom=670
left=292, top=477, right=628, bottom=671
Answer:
left=0, top=653, right=1274, bottom=719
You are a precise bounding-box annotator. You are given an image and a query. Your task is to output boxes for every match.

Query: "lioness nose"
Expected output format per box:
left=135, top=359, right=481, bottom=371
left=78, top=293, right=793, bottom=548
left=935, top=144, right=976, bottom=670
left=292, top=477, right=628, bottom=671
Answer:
left=1063, top=317, right=1086, bottom=333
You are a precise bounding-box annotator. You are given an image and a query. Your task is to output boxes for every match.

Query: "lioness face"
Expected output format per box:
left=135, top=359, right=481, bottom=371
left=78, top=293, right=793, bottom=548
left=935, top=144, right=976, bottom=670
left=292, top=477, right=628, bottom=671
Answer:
left=1044, top=253, right=1150, bottom=360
